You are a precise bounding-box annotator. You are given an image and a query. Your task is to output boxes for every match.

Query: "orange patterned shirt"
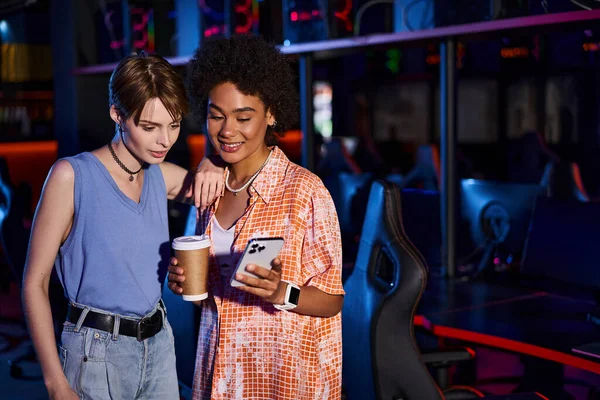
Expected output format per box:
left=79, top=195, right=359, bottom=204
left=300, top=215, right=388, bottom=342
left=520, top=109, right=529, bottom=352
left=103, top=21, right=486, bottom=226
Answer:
left=191, top=146, right=344, bottom=400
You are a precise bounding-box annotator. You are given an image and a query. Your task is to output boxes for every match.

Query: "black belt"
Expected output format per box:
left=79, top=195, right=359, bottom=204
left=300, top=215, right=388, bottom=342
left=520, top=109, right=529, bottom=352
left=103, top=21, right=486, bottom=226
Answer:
left=67, top=303, right=164, bottom=341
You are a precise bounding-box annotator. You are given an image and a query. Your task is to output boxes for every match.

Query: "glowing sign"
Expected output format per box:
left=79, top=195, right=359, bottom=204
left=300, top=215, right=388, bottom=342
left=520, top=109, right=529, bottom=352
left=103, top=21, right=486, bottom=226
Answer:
left=234, top=0, right=256, bottom=34
left=385, top=49, right=401, bottom=73
left=131, top=8, right=155, bottom=53
left=290, top=10, right=322, bottom=22
left=106, top=7, right=155, bottom=53
left=426, top=43, right=465, bottom=67
left=333, top=0, right=352, bottom=32
left=426, top=54, right=440, bottom=65
left=199, top=0, right=226, bottom=37
left=500, top=47, right=529, bottom=58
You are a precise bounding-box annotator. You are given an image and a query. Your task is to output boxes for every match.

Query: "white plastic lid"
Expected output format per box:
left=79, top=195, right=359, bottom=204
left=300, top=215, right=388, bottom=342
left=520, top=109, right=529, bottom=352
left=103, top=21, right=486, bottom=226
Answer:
left=172, top=235, right=211, bottom=250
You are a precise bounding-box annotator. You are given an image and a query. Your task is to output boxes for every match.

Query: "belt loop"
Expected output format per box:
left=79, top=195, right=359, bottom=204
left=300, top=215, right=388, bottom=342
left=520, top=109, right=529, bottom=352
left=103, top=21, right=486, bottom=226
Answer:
left=112, top=315, right=121, bottom=340
left=157, top=299, right=166, bottom=327
left=159, top=307, right=165, bottom=325
left=74, top=308, right=90, bottom=333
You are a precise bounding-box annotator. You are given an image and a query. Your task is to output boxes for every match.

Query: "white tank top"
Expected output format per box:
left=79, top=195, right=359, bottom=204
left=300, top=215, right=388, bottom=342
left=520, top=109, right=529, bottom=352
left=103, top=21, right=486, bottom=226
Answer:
left=211, top=216, right=236, bottom=278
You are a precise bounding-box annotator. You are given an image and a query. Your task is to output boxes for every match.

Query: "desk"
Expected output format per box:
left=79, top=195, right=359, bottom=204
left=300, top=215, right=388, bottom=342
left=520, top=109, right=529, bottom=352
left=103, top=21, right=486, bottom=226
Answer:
left=416, top=278, right=600, bottom=374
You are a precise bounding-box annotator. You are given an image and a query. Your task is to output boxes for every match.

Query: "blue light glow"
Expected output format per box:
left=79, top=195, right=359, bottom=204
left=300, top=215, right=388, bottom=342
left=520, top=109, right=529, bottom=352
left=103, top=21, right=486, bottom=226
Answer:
left=0, top=20, right=11, bottom=42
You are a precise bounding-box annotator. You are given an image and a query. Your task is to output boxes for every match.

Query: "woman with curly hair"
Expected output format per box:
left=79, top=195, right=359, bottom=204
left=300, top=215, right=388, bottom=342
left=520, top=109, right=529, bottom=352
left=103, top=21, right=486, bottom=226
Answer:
left=168, top=35, right=344, bottom=399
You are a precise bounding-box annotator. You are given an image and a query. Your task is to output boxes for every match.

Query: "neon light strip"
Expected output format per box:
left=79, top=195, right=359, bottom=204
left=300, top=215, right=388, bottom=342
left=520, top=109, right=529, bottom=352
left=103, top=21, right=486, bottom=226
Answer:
left=234, top=0, right=253, bottom=34
left=333, top=0, right=353, bottom=32
left=415, top=314, right=600, bottom=373
left=148, top=9, right=155, bottom=52
left=433, top=324, right=600, bottom=374
left=73, top=9, right=600, bottom=74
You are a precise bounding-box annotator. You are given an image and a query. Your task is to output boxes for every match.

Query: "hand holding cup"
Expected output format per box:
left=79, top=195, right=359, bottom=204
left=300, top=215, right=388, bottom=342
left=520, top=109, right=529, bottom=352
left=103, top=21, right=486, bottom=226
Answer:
left=170, top=235, right=211, bottom=301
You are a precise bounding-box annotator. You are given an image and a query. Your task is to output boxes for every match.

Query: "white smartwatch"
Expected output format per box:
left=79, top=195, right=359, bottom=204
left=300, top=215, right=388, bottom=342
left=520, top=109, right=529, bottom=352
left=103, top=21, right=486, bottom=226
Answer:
left=273, top=281, right=300, bottom=311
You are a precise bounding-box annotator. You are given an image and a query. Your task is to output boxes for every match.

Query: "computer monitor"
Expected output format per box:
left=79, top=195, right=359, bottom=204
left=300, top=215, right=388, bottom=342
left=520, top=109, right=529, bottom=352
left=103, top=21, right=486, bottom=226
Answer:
left=521, top=196, right=600, bottom=301
left=459, top=179, right=545, bottom=276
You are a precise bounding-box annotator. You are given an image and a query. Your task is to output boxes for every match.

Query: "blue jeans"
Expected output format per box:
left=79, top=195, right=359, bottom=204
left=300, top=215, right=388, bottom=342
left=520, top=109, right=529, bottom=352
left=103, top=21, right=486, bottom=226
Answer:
left=58, top=302, right=179, bottom=400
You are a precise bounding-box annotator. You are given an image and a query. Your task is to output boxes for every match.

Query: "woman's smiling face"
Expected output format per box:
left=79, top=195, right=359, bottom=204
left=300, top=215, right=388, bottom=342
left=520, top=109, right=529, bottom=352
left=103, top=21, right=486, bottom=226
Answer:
left=206, top=82, right=274, bottom=165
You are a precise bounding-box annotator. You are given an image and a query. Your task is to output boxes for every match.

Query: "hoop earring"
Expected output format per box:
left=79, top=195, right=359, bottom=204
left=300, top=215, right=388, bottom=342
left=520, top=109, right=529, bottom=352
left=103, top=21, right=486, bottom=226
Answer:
left=271, top=121, right=277, bottom=129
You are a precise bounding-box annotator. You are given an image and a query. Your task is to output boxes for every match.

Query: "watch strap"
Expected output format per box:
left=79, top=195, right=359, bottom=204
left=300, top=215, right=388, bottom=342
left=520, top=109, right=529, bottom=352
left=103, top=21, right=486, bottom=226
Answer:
left=273, top=281, right=300, bottom=311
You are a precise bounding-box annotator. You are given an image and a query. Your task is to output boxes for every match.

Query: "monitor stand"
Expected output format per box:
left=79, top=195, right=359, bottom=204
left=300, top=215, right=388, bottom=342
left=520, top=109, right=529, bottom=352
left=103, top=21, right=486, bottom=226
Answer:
left=474, top=243, right=496, bottom=278
left=473, top=243, right=513, bottom=280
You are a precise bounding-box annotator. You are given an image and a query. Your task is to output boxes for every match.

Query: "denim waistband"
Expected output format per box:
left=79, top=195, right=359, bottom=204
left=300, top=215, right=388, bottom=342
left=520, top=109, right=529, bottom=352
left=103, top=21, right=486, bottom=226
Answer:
left=67, top=299, right=166, bottom=340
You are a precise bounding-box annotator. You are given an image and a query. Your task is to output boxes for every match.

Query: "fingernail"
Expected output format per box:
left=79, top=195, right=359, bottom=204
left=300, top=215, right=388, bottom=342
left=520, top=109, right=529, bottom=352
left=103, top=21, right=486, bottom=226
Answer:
left=246, top=265, right=254, bottom=271
left=236, top=273, right=243, bottom=280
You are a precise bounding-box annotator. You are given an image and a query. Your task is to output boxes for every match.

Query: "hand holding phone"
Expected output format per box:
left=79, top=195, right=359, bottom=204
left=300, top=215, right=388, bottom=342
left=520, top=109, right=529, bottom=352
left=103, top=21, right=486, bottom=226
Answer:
left=230, top=237, right=284, bottom=287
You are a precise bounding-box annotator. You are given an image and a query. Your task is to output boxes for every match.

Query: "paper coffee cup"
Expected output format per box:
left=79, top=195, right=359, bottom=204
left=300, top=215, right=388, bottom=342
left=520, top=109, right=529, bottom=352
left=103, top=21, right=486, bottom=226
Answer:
left=172, top=235, right=211, bottom=301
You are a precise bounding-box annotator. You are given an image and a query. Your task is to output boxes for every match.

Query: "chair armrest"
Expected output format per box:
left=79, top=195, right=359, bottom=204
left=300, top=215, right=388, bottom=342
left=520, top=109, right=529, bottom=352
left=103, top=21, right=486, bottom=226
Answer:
left=421, top=347, right=475, bottom=368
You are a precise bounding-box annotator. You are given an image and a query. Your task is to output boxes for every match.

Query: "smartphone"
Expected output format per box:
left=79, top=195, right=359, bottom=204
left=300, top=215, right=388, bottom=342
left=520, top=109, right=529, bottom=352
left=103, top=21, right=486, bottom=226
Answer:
left=230, top=237, right=285, bottom=287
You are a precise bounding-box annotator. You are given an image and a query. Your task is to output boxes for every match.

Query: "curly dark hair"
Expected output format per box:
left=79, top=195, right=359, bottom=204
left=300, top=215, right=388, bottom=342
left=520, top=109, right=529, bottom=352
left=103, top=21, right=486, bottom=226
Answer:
left=186, top=34, right=299, bottom=144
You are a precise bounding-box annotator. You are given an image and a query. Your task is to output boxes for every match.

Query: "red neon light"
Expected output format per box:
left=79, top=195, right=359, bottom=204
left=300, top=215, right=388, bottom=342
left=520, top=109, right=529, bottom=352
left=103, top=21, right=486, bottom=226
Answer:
left=571, top=163, right=591, bottom=201
left=432, top=325, right=600, bottom=374
left=289, top=10, right=321, bottom=23
left=501, top=47, right=529, bottom=58
left=128, top=8, right=155, bottom=52
left=131, top=9, right=149, bottom=32
left=583, top=42, right=600, bottom=51
left=204, top=25, right=225, bottom=37
left=234, top=0, right=252, bottom=12
left=426, top=54, right=440, bottom=65
left=234, top=22, right=253, bottom=34
left=234, top=0, right=254, bottom=34
left=426, top=43, right=466, bottom=68
left=333, top=0, right=353, bottom=32
left=131, top=8, right=149, bottom=50
left=110, top=39, right=125, bottom=49
left=414, top=315, right=436, bottom=331
left=465, top=347, right=476, bottom=358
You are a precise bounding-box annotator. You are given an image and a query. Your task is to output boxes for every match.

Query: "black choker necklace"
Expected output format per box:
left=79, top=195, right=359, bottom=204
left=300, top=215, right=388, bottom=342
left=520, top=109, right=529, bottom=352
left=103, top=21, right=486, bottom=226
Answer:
left=107, top=142, right=143, bottom=181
